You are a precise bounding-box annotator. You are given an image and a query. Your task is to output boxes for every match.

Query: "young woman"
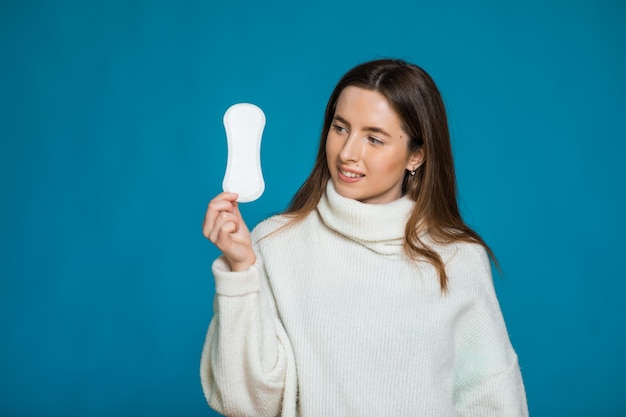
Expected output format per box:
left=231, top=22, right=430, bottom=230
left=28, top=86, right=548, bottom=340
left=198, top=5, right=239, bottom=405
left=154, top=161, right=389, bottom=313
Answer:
left=201, top=59, right=528, bottom=416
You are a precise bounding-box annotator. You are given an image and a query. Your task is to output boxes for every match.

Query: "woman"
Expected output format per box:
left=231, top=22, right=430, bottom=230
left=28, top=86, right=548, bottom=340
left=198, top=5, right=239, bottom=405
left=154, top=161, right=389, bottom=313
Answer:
left=201, top=59, right=528, bottom=416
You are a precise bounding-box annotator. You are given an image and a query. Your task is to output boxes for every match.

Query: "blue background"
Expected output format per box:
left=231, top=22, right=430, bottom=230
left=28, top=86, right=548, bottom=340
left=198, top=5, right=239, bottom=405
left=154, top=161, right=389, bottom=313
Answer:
left=1, top=1, right=625, bottom=416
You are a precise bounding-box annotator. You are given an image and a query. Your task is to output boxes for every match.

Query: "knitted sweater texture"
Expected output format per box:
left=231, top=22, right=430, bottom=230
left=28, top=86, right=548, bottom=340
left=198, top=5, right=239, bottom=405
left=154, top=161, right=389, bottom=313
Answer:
left=200, top=182, right=528, bottom=417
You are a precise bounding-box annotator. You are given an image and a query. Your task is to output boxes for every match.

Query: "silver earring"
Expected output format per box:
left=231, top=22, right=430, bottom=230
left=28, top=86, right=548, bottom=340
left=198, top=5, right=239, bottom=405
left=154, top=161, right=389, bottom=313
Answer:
left=410, top=170, right=416, bottom=176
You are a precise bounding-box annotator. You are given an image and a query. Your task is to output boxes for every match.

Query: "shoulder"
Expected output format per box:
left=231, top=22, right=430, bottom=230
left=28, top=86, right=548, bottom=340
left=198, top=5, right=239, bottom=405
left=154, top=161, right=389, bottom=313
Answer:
left=438, top=241, right=494, bottom=292
left=250, top=211, right=319, bottom=243
left=250, top=212, right=321, bottom=265
left=250, top=214, right=292, bottom=242
left=422, top=235, right=489, bottom=269
left=448, top=241, right=490, bottom=269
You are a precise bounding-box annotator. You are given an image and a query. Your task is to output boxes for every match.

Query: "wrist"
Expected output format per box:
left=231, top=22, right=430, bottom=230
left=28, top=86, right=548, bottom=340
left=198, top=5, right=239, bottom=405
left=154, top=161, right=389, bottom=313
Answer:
left=229, top=253, right=256, bottom=272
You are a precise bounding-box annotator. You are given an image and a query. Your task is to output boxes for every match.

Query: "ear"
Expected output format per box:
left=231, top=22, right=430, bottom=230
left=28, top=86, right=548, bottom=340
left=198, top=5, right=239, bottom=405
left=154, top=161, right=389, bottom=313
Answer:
left=406, top=147, right=425, bottom=172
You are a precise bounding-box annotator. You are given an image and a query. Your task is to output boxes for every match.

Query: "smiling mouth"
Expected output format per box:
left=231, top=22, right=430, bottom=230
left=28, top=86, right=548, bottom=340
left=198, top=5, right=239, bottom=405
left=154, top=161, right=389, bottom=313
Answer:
left=339, top=168, right=365, bottom=178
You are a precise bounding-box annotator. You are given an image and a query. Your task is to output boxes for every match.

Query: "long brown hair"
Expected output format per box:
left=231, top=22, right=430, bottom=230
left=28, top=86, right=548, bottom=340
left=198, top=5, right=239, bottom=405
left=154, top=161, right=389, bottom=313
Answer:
left=284, top=59, right=496, bottom=292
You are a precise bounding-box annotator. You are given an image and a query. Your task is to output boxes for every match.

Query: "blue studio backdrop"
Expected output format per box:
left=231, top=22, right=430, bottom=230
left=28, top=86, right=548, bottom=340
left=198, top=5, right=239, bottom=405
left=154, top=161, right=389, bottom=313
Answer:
left=1, top=1, right=625, bottom=416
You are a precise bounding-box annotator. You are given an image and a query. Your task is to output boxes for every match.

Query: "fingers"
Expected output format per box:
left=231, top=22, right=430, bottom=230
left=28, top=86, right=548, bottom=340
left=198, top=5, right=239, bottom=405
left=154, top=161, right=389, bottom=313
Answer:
left=202, top=192, right=239, bottom=239
left=209, top=210, right=239, bottom=244
left=201, top=192, right=255, bottom=271
left=202, top=191, right=250, bottom=247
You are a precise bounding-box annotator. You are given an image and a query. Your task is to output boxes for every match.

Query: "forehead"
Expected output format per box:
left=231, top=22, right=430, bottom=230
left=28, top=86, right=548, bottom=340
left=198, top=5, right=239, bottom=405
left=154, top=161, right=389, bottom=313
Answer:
left=334, top=86, right=402, bottom=126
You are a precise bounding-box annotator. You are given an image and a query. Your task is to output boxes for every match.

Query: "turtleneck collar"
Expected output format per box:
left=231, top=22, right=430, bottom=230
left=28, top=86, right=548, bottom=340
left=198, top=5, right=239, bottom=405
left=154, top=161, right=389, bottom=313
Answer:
left=316, top=181, right=415, bottom=256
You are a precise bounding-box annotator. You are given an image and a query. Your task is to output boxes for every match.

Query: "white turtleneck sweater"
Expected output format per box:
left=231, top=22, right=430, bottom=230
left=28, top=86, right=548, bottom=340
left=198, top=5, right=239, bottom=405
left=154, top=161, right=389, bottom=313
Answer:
left=200, top=182, right=528, bottom=417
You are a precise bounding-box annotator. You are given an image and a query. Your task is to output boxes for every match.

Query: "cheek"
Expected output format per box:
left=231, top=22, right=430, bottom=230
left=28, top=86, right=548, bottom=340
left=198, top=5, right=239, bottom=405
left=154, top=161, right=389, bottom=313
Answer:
left=375, top=157, right=410, bottom=181
left=325, top=135, right=339, bottom=159
left=371, top=152, right=406, bottom=173
left=324, top=140, right=334, bottom=168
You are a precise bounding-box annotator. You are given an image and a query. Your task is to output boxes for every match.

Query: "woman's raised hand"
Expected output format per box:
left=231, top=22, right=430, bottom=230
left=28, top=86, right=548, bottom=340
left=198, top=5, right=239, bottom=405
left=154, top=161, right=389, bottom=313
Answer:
left=202, top=192, right=256, bottom=272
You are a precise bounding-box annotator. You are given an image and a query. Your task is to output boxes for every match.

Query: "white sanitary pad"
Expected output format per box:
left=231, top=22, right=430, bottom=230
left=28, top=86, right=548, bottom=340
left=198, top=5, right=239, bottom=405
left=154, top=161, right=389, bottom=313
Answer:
left=222, top=103, right=266, bottom=202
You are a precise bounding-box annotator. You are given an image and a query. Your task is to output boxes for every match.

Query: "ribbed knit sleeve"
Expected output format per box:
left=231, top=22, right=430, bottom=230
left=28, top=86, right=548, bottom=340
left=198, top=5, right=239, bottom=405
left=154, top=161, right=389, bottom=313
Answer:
left=451, top=245, right=528, bottom=417
left=199, top=255, right=297, bottom=417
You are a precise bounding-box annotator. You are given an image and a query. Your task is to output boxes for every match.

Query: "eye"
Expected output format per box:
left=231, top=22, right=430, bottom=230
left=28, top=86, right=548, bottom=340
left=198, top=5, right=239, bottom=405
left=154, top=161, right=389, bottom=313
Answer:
left=332, top=124, right=348, bottom=134
left=367, top=136, right=384, bottom=145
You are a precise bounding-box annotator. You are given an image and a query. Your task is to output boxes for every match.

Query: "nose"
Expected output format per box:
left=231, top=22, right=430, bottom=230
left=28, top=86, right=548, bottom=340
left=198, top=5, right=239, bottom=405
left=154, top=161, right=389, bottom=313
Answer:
left=338, top=133, right=362, bottom=162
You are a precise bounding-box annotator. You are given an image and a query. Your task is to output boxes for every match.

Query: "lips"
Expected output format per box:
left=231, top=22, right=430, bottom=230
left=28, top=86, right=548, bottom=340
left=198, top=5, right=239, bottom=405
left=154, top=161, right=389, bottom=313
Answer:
left=340, top=169, right=364, bottom=178
left=338, top=167, right=365, bottom=182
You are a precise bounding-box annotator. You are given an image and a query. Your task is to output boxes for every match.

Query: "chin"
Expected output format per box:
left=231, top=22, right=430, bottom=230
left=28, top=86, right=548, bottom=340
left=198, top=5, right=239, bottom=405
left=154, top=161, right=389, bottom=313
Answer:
left=332, top=181, right=366, bottom=201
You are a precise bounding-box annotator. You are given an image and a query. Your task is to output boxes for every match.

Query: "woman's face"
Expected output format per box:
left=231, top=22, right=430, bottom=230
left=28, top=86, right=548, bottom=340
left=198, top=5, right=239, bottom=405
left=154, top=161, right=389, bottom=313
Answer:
left=326, top=86, right=423, bottom=204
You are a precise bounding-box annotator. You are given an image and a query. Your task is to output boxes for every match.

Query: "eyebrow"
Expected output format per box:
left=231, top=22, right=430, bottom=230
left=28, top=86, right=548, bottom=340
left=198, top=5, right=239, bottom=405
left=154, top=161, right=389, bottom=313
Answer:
left=333, top=114, right=392, bottom=138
